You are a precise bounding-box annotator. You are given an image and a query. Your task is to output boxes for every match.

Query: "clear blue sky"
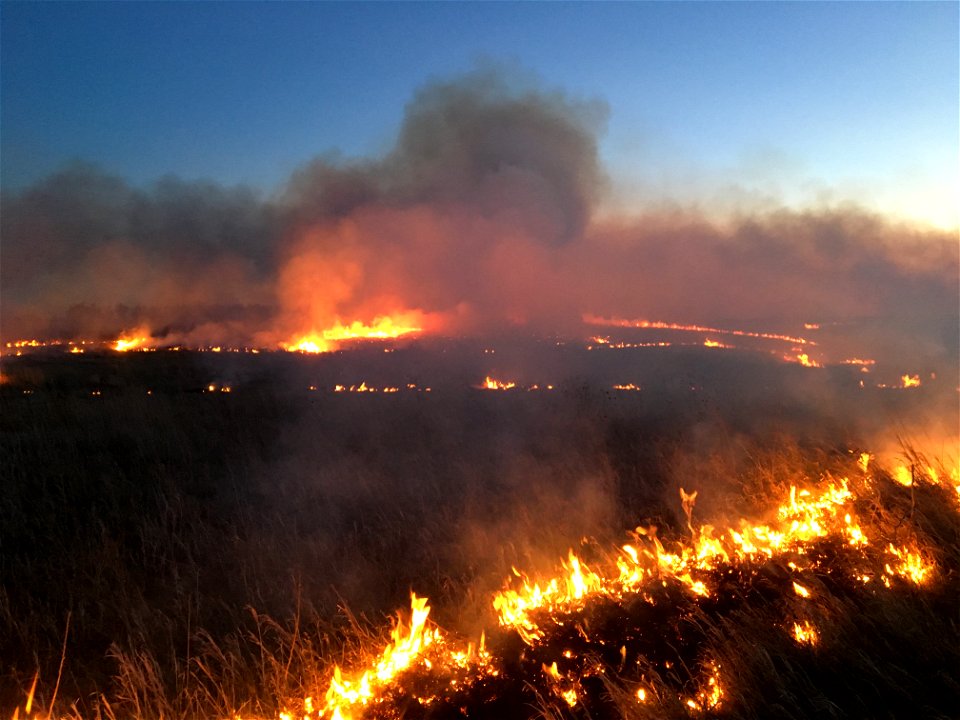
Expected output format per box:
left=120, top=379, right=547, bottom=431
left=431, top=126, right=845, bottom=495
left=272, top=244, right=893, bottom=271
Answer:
left=2, top=1, right=957, bottom=226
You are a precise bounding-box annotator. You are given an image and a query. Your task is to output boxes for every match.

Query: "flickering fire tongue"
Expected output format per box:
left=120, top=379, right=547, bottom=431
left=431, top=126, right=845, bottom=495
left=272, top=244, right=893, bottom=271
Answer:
left=288, top=461, right=951, bottom=720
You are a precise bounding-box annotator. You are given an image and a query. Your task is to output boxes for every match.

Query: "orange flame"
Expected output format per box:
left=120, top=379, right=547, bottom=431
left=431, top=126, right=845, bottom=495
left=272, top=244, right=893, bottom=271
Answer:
left=320, top=593, right=436, bottom=717
left=791, top=621, right=819, bottom=646
left=481, top=376, right=516, bottom=390
left=786, top=352, right=822, bottom=368
left=584, top=314, right=814, bottom=346
left=283, top=314, right=425, bottom=354
left=210, top=453, right=955, bottom=720
left=492, top=475, right=938, bottom=645
left=113, top=328, right=151, bottom=352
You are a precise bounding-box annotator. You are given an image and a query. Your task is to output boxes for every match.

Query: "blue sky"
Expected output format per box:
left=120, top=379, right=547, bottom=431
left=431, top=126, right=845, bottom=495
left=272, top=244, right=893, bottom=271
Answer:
left=2, top=1, right=957, bottom=226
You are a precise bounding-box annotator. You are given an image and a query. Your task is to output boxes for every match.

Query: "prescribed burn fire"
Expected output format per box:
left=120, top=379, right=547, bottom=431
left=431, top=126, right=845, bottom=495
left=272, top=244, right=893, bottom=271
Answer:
left=237, top=463, right=953, bottom=720
left=3, top=47, right=958, bottom=720
left=11, top=429, right=954, bottom=720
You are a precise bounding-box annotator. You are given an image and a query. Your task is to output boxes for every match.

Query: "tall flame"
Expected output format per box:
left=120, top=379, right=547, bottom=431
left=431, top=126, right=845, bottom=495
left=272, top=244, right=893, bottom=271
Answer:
left=320, top=593, right=438, bottom=719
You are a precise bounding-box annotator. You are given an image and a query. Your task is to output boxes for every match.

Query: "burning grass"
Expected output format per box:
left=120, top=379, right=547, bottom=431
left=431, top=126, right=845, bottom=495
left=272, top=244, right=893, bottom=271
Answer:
left=2, top=356, right=958, bottom=720
left=293, top=458, right=958, bottom=720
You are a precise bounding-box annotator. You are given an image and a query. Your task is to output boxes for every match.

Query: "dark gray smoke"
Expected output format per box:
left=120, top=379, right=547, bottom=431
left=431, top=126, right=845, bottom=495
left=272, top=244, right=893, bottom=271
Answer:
left=2, top=67, right=956, bottom=375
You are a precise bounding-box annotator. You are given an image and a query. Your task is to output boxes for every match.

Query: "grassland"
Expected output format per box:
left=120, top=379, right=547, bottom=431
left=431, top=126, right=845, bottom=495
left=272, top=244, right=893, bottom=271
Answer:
left=2, top=346, right=957, bottom=719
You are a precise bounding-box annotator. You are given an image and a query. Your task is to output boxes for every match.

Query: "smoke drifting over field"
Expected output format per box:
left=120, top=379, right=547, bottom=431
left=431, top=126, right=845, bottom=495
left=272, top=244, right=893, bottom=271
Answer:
left=5, top=51, right=960, bottom=720
left=3, top=68, right=957, bottom=371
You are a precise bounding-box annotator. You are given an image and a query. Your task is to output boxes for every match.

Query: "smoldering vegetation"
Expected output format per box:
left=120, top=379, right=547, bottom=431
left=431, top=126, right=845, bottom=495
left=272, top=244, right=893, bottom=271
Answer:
left=1, top=345, right=958, bottom=718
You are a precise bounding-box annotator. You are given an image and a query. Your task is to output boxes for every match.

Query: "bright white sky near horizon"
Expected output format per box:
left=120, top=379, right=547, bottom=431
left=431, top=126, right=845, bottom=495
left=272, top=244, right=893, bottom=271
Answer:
left=2, top=1, right=957, bottom=228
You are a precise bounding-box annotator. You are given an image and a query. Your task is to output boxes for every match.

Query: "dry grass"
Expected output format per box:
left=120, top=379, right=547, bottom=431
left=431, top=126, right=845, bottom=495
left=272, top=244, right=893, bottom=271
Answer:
left=2, top=356, right=957, bottom=719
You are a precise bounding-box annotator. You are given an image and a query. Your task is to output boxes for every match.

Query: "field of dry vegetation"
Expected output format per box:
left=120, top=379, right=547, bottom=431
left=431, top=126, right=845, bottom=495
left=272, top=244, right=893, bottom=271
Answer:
left=2, top=347, right=958, bottom=720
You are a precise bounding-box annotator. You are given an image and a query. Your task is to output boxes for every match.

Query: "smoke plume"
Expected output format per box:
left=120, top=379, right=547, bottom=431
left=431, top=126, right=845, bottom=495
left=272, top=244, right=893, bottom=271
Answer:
left=2, top=68, right=956, bottom=371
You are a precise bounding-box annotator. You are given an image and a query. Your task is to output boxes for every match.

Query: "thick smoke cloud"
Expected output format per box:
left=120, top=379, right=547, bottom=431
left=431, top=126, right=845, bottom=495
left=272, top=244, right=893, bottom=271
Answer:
left=1, top=163, right=277, bottom=344
left=2, top=68, right=957, bottom=370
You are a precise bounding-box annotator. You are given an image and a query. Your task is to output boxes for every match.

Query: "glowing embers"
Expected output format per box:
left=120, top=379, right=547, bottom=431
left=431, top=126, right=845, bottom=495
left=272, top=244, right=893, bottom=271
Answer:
left=332, top=382, right=421, bottom=394
left=4, top=338, right=98, bottom=356
left=587, top=335, right=672, bottom=350
left=684, top=661, right=724, bottom=713
left=283, top=314, right=425, bottom=354
left=842, top=357, right=876, bottom=373
left=478, top=377, right=554, bottom=391
left=5, top=339, right=49, bottom=357
left=205, top=383, right=232, bottom=394
left=7, top=339, right=44, bottom=348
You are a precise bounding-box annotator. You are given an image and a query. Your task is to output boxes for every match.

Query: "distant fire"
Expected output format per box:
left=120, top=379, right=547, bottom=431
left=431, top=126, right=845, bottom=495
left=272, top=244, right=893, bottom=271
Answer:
left=0, top=314, right=947, bottom=396
left=843, top=358, right=876, bottom=367
left=584, top=314, right=814, bottom=346
left=587, top=337, right=672, bottom=350
left=786, top=352, right=822, bottom=368
left=481, top=376, right=517, bottom=390
left=113, top=328, right=152, bottom=352
left=333, top=382, right=410, bottom=393
left=282, top=314, right=425, bottom=354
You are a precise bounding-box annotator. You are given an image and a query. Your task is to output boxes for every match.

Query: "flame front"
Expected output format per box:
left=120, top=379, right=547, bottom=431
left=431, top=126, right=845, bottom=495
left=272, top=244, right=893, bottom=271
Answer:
left=492, top=475, right=937, bottom=644
left=113, top=327, right=152, bottom=352
left=283, top=314, right=425, bottom=354
left=17, top=452, right=957, bottom=720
